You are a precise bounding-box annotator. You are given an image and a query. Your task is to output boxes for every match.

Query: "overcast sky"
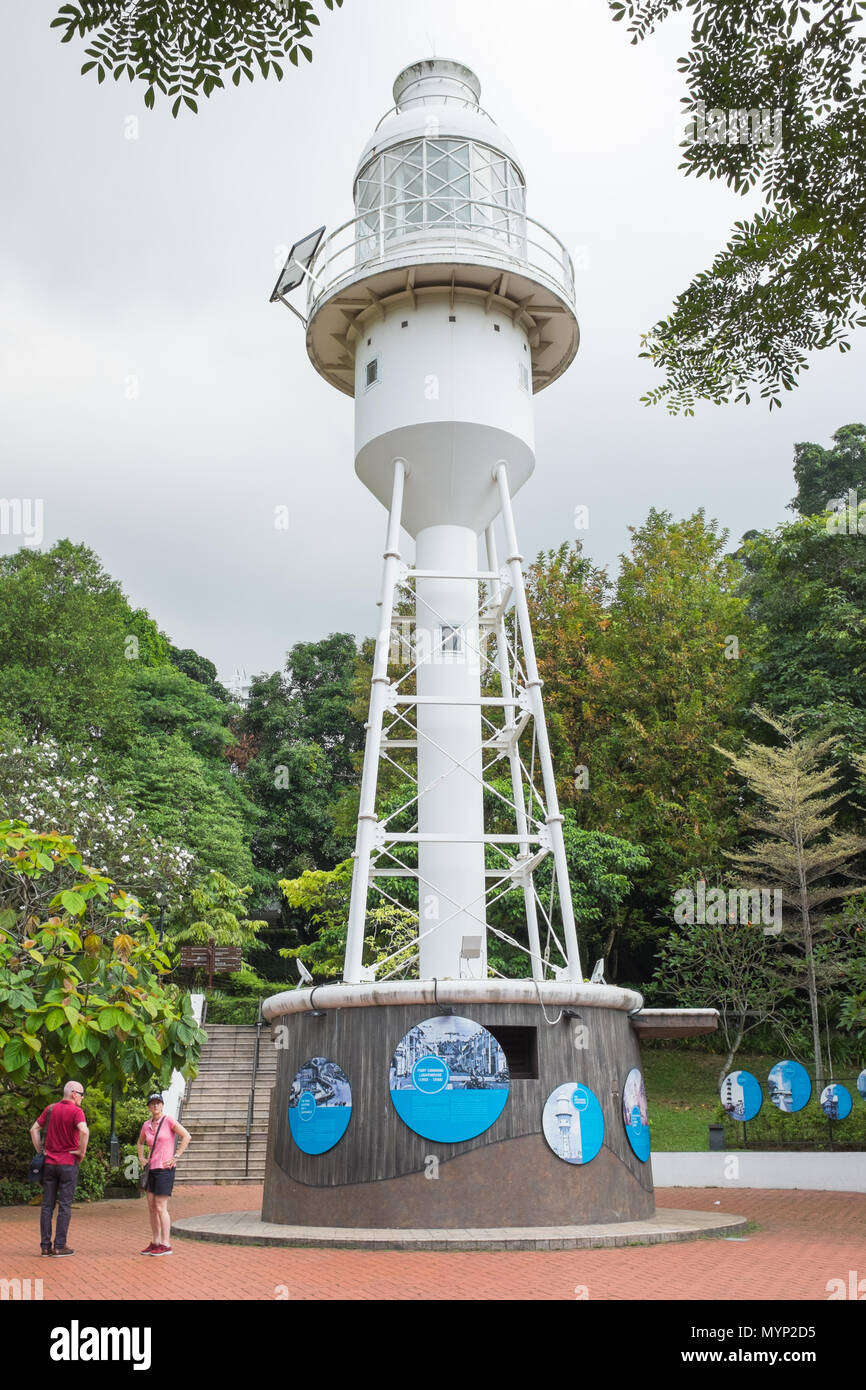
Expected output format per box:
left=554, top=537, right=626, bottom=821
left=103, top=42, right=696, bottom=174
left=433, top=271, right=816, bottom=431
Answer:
left=2, top=1, right=864, bottom=685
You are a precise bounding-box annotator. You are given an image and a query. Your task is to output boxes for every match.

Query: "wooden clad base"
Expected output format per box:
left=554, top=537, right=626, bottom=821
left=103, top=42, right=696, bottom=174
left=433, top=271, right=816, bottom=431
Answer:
left=261, top=998, right=656, bottom=1230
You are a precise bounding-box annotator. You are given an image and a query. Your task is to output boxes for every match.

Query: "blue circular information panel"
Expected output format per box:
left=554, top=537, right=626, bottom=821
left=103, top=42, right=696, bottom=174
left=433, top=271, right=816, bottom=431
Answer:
left=389, top=1016, right=509, bottom=1143
left=721, top=1070, right=763, bottom=1123
left=288, top=1057, right=352, bottom=1155
left=622, top=1067, right=650, bottom=1162
left=768, top=1059, right=811, bottom=1113
left=820, top=1083, right=853, bottom=1120
left=542, top=1082, right=604, bottom=1165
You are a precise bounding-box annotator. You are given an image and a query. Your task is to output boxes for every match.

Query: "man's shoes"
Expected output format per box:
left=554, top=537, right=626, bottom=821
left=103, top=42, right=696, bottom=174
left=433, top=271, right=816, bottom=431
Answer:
left=40, top=1246, right=53, bottom=1256
left=140, top=1242, right=157, bottom=1255
left=150, top=1245, right=172, bottom=1255
left=53, top=1246, right=74, bottom=1256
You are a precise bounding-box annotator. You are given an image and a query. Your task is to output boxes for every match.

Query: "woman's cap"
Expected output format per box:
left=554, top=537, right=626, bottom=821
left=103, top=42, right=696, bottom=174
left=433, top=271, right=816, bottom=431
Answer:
left=146, top=1091, right=163, bottom=1103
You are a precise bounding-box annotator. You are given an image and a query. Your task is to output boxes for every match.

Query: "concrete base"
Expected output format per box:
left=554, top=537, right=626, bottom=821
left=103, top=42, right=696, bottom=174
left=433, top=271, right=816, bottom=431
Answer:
left=173, top=1207, right=748, bottom=1251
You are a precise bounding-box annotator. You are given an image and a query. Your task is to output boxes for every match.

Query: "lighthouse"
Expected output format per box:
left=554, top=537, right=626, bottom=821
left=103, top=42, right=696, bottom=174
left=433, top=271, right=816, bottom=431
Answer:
left=259, top=59, right=719, bottom=1241
left=276, top=57, right=581, bottom=985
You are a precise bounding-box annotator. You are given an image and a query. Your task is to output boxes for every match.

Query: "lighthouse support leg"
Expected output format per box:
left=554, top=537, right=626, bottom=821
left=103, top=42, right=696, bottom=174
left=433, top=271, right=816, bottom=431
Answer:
left=485, top=524, right=545, bottom=981
left=344, top=457, right=406, bottom=983
left=494, top=462, right=583, bottom=983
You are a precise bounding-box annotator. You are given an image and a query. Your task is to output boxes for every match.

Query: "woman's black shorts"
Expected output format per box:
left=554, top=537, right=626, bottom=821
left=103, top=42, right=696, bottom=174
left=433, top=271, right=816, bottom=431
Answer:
left=146, top=1167, right=175, bottom=1196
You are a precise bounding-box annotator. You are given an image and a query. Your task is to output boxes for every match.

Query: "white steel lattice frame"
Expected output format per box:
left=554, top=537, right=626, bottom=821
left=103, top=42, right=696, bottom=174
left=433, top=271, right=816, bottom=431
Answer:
left=343, top=458, right=583, bottom=985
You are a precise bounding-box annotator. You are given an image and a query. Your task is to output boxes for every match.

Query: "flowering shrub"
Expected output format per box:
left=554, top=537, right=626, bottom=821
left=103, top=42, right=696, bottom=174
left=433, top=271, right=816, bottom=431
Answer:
left=0, top=738, right=194, bottom=905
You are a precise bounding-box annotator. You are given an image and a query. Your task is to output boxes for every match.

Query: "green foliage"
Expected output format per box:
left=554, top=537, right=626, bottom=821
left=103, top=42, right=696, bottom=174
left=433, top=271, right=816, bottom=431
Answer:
left=75, top=1152, right=108, bottom=1202
left=607, top=2, right=866, bottom=410
left=278, top=860, right=417, bottom=980
left=205, top=965, right=278, bottom=1022
left=0, top=821, right=207, bottom=1093
left=239, top=636, right=365, bottom=885
left=168, top=645, right=230, bottom=702
left=739, top=513, right=866, bottom=767
left=166, top=869, right=265, bottom=952
left=114, top=732, right=258, bottom=885
left=52, top=0, right=344, bottom=116
left=0, top=735, right=195, bottom=904
left=790, top=423, right=866, bottom=517
left=0, top=1179, right=35, bottom=1207
left=0, top=541, right=137, bottom=746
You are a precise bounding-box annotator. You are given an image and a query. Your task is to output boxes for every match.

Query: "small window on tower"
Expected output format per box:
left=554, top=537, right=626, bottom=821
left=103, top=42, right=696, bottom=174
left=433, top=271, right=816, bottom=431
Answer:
left=365, top=357, right=379, bottom=389
left=518, top=361, right=530, bottom=392
left=494, top=323, right=501, bottom=332
left=439, top=624, right=463, bottom=658
left=449, top=314, right=456, bottom=323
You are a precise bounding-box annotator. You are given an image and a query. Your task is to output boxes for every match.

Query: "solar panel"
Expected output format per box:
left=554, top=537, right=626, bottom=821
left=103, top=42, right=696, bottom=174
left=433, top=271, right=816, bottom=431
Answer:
left=270, top=225, right=326, bottom=303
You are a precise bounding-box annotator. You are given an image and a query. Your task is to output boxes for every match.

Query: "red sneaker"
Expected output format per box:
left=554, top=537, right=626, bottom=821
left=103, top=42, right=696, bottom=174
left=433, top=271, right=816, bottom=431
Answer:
left=150, top=1245, right=173, bottom=1256
left=140, top=1242, right=157, bottom=1255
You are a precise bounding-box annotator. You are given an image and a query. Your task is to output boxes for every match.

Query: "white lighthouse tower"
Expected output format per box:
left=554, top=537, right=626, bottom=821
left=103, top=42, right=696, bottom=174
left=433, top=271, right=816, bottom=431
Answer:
left=274, top=57, right=581, bottom=986
left=257, top=58, right=721, bottom=1242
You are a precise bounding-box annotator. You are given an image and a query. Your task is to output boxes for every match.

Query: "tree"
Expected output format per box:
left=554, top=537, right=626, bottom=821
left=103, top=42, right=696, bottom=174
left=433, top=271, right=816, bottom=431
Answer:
left=238, top=636, right=365, bottom=885
left=0, top=735, right=194, bottom=905
left=0, top=821, right=206, bottom=1095
left=165, top=869, right=265, bottom=951
left=0, top=541, right=137, bottom=746
left=574, top=511, right=751, bottom=973
left=715, top=708, right=866, bottom=1091
left=739, top=512, right=866, bottom=769
left=790, top=422, right=866, bottom=516
left=610, top=1, right=866, bottom=411
left=278, top=860, right=417, bottom=980
left=652, top=917, right=794, bottom=1086
left=51, top=0, right=343, bottom=116
left=114, top=731, right=259, bottom=886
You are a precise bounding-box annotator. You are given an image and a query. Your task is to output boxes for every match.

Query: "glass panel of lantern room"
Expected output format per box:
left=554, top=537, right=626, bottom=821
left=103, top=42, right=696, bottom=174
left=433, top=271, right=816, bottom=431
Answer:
left=356, top=162, right=382, bottom=262
left=383, top=143, right=424, bottom=239
left=425, top=140, right=471, bottom=225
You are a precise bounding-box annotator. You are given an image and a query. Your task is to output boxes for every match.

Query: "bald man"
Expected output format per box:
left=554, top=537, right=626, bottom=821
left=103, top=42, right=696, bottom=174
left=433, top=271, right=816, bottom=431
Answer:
left=30, top=1081, right=89, bottom=1256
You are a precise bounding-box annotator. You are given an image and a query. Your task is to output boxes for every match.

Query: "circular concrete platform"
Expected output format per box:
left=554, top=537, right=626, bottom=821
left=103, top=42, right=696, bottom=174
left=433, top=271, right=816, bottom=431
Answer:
left=173, top=1208, right=748, bottom=1251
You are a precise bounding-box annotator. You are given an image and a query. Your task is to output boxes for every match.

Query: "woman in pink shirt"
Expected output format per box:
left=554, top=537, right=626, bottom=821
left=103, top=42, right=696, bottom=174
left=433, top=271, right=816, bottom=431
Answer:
left=136, top=1090, right=191, bottom=1256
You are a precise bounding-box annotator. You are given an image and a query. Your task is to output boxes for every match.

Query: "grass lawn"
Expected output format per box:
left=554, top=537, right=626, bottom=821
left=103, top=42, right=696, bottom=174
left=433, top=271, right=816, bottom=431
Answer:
left=643, top=1044, right=736, bottom=1151
left=643, top=1044, right=866, bottom=1151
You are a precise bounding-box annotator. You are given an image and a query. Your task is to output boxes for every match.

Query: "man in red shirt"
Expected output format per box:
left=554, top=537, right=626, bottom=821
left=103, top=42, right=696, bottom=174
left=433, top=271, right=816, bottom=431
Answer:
left=30, top=1080, right=89, bottom=1256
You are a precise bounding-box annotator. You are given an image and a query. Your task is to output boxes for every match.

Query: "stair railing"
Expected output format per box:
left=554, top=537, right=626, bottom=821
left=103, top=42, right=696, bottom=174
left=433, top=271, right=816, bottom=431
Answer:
left=244, top=998, right=264, bottom=1178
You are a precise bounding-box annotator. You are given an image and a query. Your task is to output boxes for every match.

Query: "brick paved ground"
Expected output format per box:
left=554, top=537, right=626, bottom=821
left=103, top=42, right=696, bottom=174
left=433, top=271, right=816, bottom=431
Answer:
left=1, top=1186, right=864, bottom=1300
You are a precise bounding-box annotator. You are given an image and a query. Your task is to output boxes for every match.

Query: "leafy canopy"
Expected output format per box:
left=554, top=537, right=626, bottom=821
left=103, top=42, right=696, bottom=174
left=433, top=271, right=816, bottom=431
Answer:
left=0, top=821, right=206, bottom=1093
left=51, top=0, right=344, bottom=116
left=609, top=0, right=866, bottom=412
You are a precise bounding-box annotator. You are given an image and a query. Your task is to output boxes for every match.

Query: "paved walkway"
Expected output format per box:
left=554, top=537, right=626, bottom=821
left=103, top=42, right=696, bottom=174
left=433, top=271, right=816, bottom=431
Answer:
left=2, top=1187, right=864, bottom=1300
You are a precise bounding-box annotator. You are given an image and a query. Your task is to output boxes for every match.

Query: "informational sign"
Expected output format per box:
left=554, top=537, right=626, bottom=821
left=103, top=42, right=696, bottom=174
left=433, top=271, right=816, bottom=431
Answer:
left=622, top=1067, right=650, bottom=1162
left=542, top=1082, right=604, bottom=1165
left=720, top=1069, right=763, bottom=1123
left=767, top=1059, right=811, bottom=1113
left=288, top=1057, right=352, bottom=1155
left=179, top=939, right=242, bottom=987
left=857, top=1069, right=866, bottom=1102
left=389, top=1015, right=509, bottom=1143
left=819, top=1083, right=853, bottom=1121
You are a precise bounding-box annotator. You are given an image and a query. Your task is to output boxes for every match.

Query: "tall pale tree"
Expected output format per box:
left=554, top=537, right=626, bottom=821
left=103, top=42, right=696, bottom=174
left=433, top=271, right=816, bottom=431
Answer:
left=715, top=708, right=866, bottom=1090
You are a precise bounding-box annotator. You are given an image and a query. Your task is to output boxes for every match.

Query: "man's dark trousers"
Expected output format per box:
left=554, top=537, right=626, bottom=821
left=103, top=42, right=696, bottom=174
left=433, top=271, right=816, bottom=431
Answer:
left=41, top=1164, right=78, bottom=1249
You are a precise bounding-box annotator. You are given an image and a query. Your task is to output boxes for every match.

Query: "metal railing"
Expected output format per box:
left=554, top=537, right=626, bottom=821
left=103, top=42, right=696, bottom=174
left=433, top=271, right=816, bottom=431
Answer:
left=244, top=998, right=264, bottom=1178
left=306, top=197, right=575, bottom=317
left=374, top=98, right=495, bottom=131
